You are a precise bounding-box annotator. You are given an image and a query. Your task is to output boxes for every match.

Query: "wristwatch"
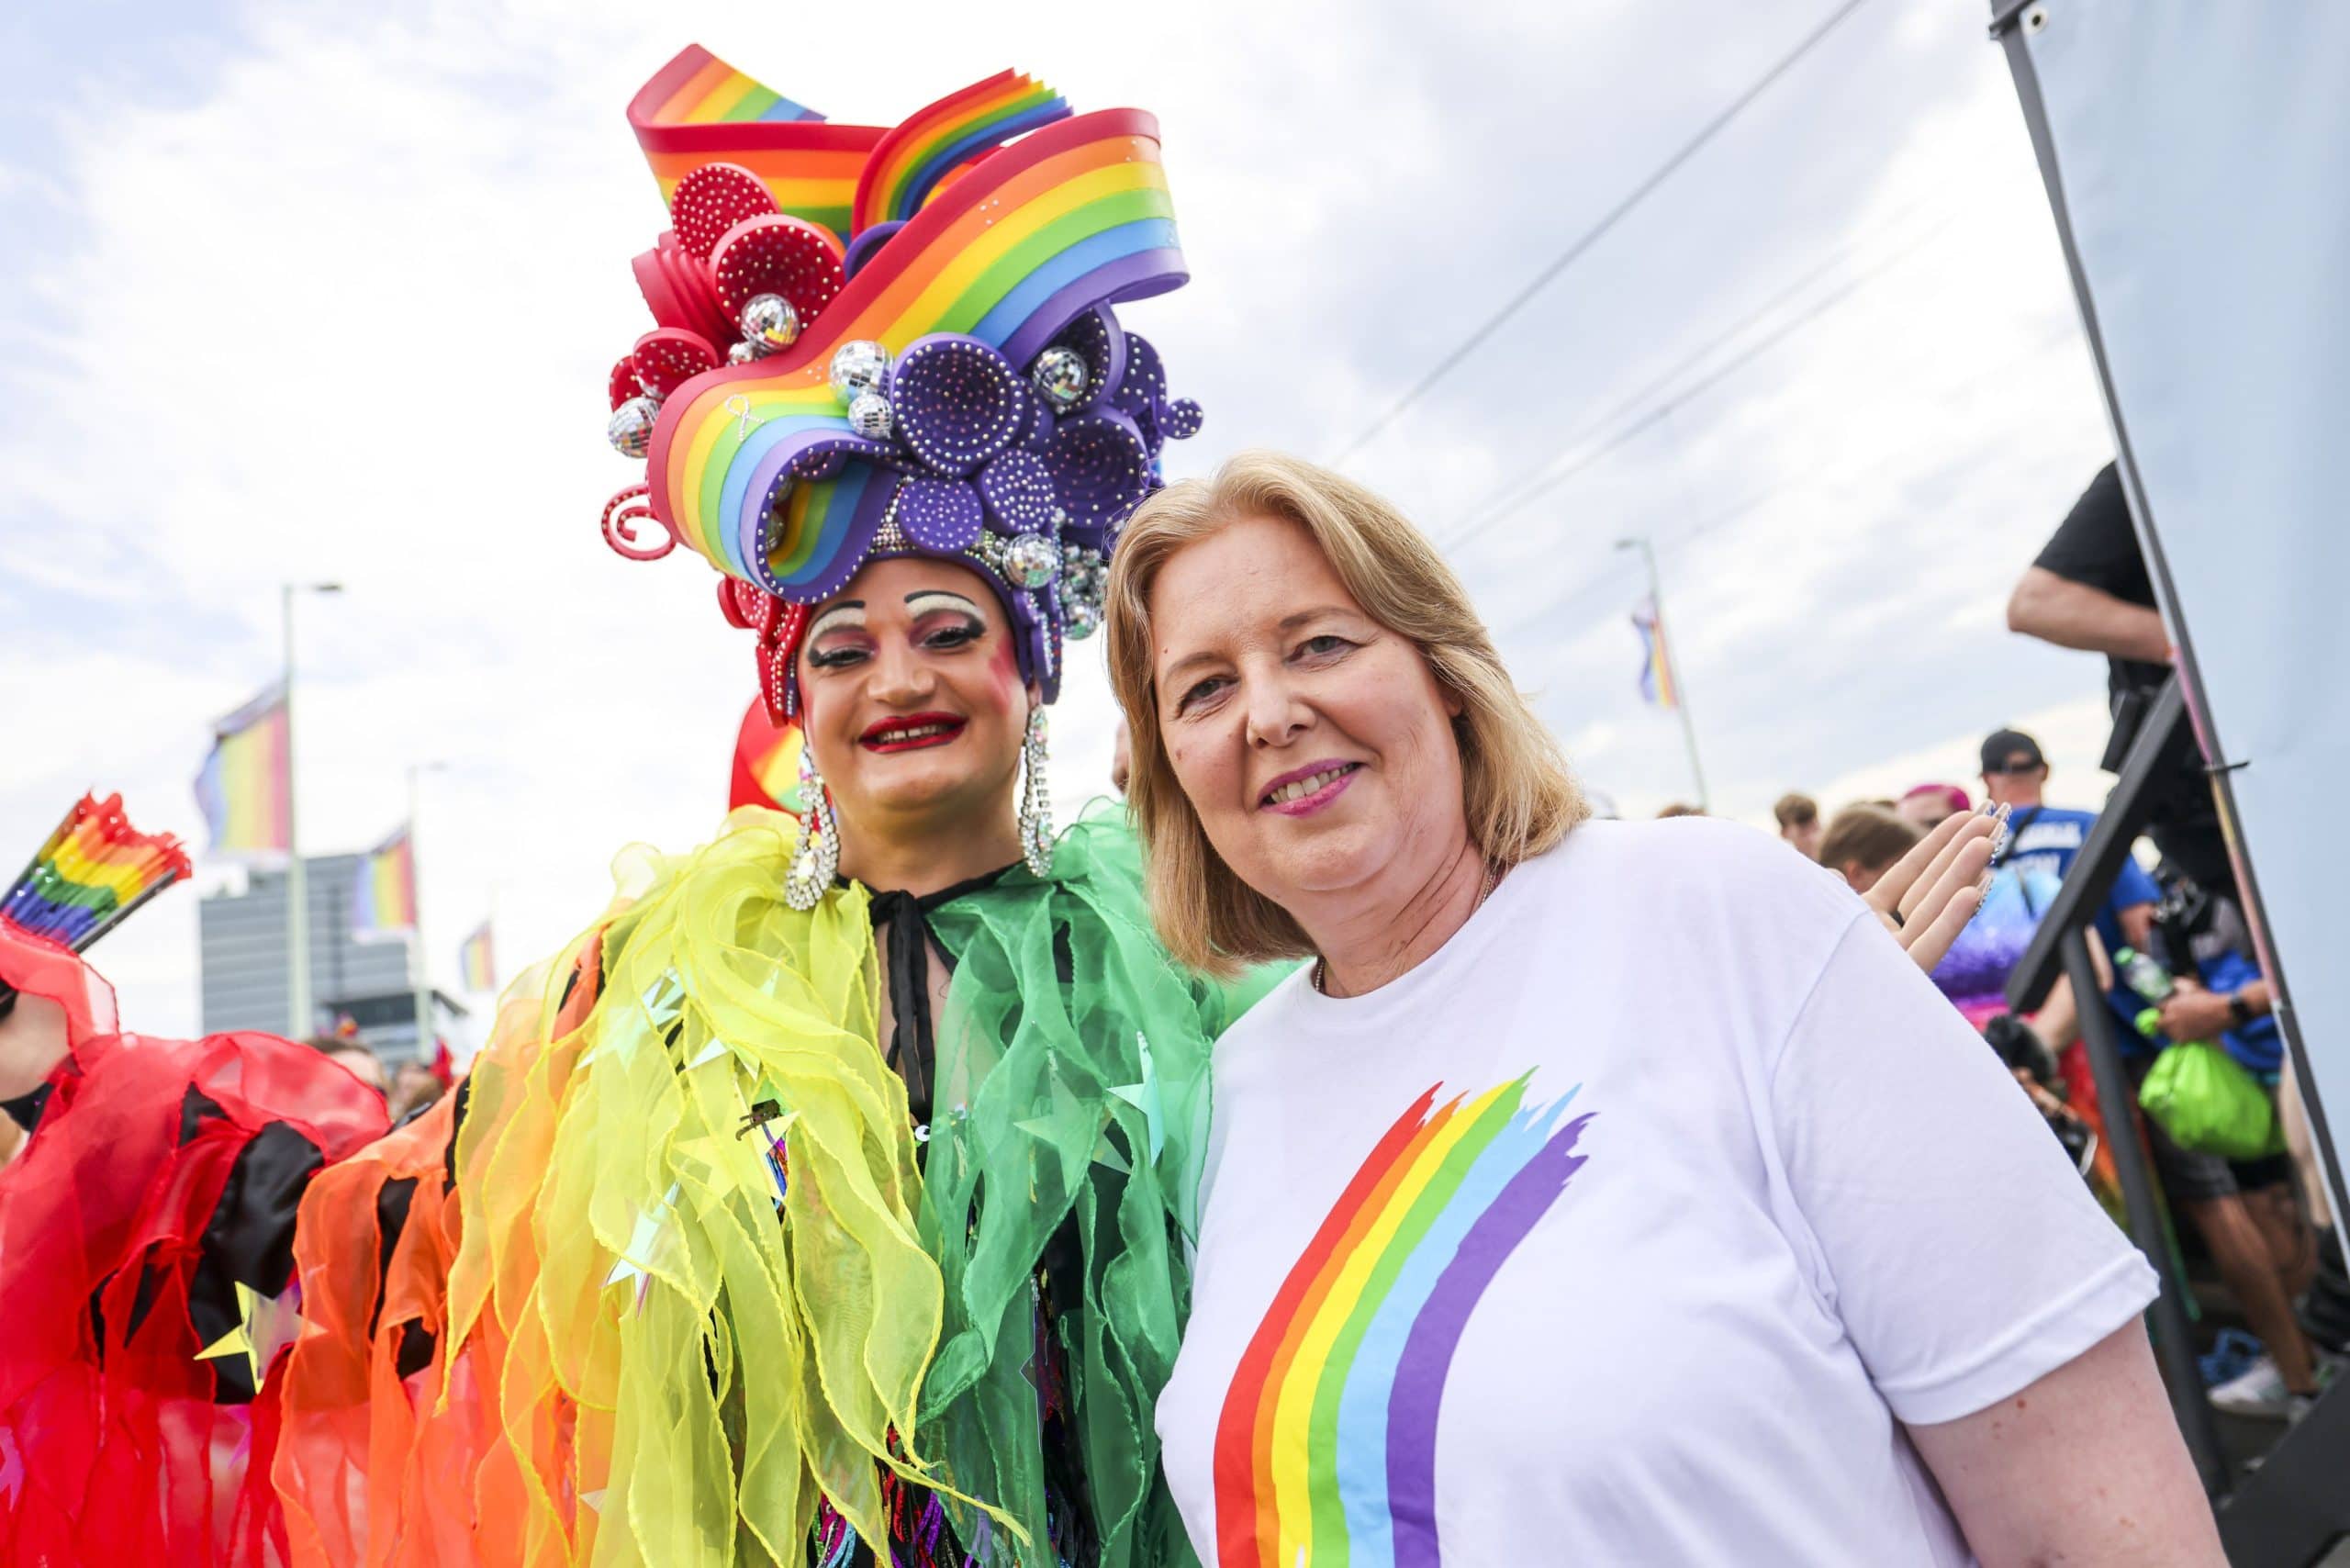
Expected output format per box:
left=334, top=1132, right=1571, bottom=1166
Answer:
left=2227, top=991, right=2258, bottom=1029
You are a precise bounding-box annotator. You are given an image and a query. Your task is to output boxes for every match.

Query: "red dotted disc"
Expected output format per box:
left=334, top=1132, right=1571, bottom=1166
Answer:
left=711, top=215, right=846, bottom=327
left=632, top=235, right=733, bottom=346
left=717, top=577, right=752, bottom=629
left=723, top=577, right=781, bottom=637
left=671, top=162, right=779, bottom=261
left=609, top=355, right=643, bottom=410
left=632, top=330, right=722, bottom=399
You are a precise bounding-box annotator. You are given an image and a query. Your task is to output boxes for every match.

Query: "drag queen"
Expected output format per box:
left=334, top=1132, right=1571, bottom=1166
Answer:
left=0, top=49, right=1228, bottom=1568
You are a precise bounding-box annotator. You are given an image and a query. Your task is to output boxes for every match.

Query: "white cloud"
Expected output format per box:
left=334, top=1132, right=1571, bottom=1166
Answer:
left=1, top=0, right=2137, bottom=1036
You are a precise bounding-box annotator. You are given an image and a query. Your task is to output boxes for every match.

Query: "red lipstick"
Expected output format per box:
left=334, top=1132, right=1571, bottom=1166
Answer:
left=859, top=711, right=968, bottom=753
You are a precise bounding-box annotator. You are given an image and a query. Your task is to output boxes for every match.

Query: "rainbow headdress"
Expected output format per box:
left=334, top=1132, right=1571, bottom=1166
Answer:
left=0, top=795, right=190, bottom=1013
left=0, top=793, right=185, bottom=1032
left=600, top=46, right=1203, bottom=721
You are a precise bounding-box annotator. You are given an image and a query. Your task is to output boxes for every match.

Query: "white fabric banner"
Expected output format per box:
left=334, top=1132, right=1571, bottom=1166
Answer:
left=2020, top=1, right=2350, bottom=1222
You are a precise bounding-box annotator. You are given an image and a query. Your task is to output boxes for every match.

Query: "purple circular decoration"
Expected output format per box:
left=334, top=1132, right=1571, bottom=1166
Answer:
left=890, top=333, right=1024, bottom=477
left=1017, top=386, right=1057, bottom=453
left=1158, top=397, right=1204, bottom=442
left=1112, top=334, right=1167, bottom=450
left=844, top=219, right=906, bottom=280
left=1040, top=409, right=1152, bottom=545
left=1120, top=332, right=1168, bottom=406
left=1048, top=308, right=1127, bottom=415
left=894, top=476, right=985, bottom=552
left=978, top=449, right=1057, bottom=534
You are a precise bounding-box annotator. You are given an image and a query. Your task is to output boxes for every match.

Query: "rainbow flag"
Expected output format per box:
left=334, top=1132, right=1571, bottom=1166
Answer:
left=352, top=827, right=418, bottom=939
left=456, top=920, right=495, bottom=992
left=1631, top=595, right=1679, bottom=710
left=193, top=684, right=291, bottom=857
left=729, top=697, right=806, bottom=814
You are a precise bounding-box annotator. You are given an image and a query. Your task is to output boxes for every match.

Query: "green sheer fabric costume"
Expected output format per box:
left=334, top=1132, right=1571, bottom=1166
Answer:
left=915, top=811, right=1232, bottom=1565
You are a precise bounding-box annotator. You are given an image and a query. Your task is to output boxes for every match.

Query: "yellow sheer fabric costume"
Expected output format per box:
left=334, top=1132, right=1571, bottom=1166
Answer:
left=438, top=810, right=966, bottom=1563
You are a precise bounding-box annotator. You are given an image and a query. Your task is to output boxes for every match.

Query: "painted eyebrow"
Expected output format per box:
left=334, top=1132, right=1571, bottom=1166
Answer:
left=808, top=601, right=868, bottom=636
left=904, top=590, right=984, bottom=613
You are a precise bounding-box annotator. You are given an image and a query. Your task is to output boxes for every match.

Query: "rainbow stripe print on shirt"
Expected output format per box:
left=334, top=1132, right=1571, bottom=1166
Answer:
left=1211, top=1076, right=1593, bottom=1568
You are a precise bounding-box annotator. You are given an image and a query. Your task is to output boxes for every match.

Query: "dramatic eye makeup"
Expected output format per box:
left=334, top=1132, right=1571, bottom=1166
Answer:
left=906, top=589, right=990, bottom=648
left=805, top=600, right=870, bottom=669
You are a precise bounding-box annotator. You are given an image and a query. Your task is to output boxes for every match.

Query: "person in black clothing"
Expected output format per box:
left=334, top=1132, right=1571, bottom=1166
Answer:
left=2006, top=461, right=2234, bottom=894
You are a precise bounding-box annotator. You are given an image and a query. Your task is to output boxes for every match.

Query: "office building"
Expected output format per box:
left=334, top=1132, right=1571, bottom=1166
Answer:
left=198, top=854, right=464, bottom=1061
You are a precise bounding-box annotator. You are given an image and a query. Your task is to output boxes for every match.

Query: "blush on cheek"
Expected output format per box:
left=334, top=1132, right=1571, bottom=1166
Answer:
left=984, top=630, right=1023, bottom=705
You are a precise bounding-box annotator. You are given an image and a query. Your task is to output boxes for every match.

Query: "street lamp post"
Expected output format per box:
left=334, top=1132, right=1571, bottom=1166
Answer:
left=408, top=762, right=448, bottom=1062
left=282, top=581, right=343, bottom=1038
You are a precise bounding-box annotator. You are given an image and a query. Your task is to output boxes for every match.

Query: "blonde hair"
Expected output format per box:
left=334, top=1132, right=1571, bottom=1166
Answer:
left=1105, top=450, right=1586, bottom=975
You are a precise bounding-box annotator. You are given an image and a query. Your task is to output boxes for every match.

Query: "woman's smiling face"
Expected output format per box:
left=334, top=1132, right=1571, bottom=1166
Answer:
left=795, top=555, right=1031, bottom=835
left=1147, top=512, right=1464, bottom=908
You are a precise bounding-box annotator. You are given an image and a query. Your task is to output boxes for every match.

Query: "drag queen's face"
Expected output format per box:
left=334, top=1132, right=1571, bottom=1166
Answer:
left=797, top=556, right=1033, bottom=836
left=1147, top=512, right=1465, bottom=906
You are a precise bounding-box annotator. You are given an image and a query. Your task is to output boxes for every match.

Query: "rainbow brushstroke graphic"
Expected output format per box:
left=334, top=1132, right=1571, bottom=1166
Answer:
left=1212, top=1078, right=1593, bottom=1568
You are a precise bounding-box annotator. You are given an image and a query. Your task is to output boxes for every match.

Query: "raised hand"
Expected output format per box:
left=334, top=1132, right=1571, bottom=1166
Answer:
left=1865, top=804, right=2007, bottom=973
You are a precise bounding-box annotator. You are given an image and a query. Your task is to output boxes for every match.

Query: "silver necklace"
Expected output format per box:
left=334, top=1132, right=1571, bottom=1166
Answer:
left=1311, top=859, right=1502, bottom=998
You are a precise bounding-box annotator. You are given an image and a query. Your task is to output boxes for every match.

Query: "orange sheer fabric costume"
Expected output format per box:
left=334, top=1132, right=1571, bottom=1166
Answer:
left=273, top=931, right=608, bottom=1567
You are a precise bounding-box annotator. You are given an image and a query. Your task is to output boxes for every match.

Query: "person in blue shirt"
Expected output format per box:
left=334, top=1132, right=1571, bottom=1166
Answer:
left=1978, top=726, right=2160, bottom=958
left=1981, top=724, right=2317, bottom=1417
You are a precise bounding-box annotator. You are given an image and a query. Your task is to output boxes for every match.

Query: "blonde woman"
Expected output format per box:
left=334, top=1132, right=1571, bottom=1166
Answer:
left=1105, top=452, right=2221, bottom=1566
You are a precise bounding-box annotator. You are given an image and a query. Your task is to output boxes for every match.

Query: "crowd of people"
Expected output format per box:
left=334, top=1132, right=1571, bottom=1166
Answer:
left=0, top=41, right=2325, bottom=1568
left=1760, top=464, right=2344, bottom=1430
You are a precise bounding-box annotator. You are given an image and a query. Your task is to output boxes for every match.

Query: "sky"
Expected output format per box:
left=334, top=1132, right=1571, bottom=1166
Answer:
left=0, top=0, right=2134, bottom=1040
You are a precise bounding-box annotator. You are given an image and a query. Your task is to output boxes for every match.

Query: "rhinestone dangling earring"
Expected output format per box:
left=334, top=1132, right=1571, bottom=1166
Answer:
left=1018, top=706, right=1054, bottom=878
left=786, top=743, right=840, bottom=911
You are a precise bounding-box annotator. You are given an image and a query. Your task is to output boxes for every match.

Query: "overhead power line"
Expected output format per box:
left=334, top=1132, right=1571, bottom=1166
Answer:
left=1323, top=0, right=1875, bottom=468
left=1483, top=315, right=2086, bottom=650
left=1453, top=196, right=1955, bottom=532
left=1444, top=208, right=1955, bottom=554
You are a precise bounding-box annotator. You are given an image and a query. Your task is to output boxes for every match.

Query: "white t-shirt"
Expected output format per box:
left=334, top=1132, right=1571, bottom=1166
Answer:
left=1156, top=818, right=2156, bottom=1567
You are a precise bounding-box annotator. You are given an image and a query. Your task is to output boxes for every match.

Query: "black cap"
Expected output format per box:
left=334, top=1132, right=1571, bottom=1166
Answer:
left=1980, top=727, right=2046, bottom=774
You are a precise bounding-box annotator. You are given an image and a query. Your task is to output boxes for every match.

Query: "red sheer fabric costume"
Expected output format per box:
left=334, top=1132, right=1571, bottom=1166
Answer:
left=0, top=1028, right=388, bottom=1562
left=0, top=918, right=117, bottom=1049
